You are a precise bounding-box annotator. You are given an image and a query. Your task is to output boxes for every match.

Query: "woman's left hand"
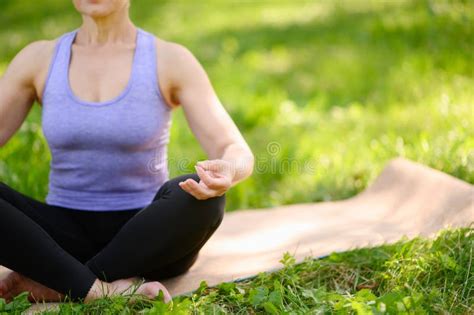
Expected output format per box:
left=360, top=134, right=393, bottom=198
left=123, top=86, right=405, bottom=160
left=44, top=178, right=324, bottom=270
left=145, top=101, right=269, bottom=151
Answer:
left=178, top=159, right=235, bottom=200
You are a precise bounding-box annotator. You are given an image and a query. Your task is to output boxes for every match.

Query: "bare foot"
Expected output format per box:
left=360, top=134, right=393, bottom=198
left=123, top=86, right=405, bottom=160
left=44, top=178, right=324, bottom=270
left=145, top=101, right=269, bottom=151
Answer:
left=0, top=271, right=63, bottom=303
left=0, top=273, right=172, bottom=304
left=85, top=278, right=172, bottom=303
left=84, top=278, right=172, bottom=303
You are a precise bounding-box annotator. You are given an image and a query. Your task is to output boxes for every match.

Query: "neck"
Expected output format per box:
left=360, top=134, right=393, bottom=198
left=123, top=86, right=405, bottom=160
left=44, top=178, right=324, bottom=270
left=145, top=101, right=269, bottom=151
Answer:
left=78, top=8, right=135, bottom=45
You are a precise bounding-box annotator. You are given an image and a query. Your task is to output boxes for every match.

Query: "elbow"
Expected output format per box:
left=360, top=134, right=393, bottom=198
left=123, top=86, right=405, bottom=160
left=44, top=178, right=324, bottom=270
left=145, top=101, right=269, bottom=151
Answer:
left=244, top=148, right=255, bottom=178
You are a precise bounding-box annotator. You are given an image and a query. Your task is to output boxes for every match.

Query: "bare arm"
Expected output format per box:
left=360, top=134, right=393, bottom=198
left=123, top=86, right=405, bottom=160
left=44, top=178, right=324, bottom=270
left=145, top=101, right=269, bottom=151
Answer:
left=163, top=43, right=254, bottom=199
left=0, top=41, right=48, bottom=147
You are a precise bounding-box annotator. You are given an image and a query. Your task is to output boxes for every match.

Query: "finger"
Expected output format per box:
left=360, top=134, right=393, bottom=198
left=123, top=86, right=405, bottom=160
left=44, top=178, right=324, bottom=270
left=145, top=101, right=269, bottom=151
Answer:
left=178, top=180, right=198, bottom=197
left=180, top=179, right=209, bottom=199
left=179, top=180, right=204, bottom=199
left=185, top=178, right=213, bottom=199
left=196, top=160, right=224, bottom=173
left=198, top=160, right=235, bottom=180
left=195, top=165, right=227, bottom=189
left=178, top=181, right=194, bottom=195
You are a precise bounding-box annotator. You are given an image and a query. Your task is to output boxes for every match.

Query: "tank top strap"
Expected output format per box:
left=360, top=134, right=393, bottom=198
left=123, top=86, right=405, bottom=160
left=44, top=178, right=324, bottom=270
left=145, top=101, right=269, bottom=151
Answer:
left=43, top=27, right=160, bottom=104
left=43, top=29, right=78, bottom=100
left=134, top=28, right=160, bottom=95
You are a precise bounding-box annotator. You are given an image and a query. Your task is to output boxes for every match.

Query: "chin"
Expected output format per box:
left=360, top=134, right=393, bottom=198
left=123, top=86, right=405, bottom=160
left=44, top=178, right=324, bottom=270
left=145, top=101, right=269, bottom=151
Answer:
left=73, top=0, right=127, bottom=17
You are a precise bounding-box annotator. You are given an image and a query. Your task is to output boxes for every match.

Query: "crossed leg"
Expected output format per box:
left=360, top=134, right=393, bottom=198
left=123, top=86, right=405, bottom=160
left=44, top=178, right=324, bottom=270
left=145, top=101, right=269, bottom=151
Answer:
left=0, top=174, right=225, bottom=302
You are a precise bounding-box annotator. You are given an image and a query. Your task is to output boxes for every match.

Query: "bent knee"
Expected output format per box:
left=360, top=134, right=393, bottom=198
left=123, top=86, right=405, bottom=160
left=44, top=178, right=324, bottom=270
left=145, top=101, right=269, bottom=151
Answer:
left=164, top=173, right=226, bottom=227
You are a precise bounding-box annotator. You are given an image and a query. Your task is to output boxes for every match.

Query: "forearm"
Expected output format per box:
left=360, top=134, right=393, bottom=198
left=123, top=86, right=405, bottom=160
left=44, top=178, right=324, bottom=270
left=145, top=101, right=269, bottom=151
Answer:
left=219, top=142, right=254, bottom=186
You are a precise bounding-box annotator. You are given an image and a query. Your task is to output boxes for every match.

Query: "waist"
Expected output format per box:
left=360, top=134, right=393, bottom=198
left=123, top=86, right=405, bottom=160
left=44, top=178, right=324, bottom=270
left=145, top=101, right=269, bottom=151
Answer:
left=46, top=183, right=165, bottom=211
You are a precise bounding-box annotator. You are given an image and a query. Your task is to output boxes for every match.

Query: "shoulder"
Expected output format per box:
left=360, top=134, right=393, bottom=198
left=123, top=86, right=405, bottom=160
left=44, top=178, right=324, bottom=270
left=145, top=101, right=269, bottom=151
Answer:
left=1, top=36, right=63, bottom=106
left=4, top=39, right=57, bottom=85
left=21, top=39, right=56, bottom=58
left=149, top=34, right=207, bottom=107
left=11, top=40, right=57, bottom=72
left=153, top=36, right=198, bottom=67
left=153, top=36, right=204, bottom=80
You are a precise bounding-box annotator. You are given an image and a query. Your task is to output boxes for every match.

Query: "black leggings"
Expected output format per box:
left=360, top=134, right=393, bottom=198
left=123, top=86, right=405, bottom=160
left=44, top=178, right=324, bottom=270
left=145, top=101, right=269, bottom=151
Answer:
left=0, top=173, right=225, bottom=301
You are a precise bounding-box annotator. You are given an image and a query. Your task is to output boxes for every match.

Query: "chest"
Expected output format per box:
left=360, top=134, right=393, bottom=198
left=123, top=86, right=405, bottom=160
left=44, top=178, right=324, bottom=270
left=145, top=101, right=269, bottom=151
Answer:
left=68, top=45, right=135, bottom=104
left=40, top=30, right=173, bottom=151
left=42, top=101, right=170, bottom=151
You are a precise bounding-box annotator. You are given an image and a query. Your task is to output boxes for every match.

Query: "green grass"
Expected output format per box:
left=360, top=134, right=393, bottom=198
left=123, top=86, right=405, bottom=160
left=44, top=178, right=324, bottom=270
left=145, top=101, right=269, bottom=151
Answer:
left=0, top=0, right=473, bottom=313
left=2, top=226, right=473, bottom=314
left=0, top=0, right=472, bottom=209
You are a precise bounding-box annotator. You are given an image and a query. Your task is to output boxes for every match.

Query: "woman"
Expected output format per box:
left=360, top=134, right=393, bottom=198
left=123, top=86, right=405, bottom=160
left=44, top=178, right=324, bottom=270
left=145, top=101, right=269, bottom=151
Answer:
left=0, top=0, right=254, bottom=304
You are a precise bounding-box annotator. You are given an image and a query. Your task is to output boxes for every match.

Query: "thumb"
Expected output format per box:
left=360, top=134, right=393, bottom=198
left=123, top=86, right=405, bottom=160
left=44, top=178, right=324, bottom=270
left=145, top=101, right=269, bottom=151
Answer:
left=196, top=160, right=222, bottom=172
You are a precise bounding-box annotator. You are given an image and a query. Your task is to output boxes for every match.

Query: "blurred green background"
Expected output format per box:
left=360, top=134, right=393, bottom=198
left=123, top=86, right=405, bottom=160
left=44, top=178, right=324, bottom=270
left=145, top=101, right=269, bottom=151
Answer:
left=0, top=0, right=472, bottom=211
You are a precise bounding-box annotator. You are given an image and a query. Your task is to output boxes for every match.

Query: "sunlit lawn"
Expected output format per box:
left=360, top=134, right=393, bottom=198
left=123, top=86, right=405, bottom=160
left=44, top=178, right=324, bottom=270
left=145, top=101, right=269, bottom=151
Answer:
left=0, top=0, right=472, bottom=313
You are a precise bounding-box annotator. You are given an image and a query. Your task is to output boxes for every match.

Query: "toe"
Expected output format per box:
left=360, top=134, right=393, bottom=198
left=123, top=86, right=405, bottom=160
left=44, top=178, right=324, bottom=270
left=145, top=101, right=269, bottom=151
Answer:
left=151, top=282, right=172, bottom=303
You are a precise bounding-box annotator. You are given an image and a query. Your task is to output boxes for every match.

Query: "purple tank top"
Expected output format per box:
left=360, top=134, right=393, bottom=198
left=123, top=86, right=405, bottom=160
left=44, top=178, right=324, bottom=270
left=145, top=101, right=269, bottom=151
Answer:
left=41, top=27, right=172, bottom=211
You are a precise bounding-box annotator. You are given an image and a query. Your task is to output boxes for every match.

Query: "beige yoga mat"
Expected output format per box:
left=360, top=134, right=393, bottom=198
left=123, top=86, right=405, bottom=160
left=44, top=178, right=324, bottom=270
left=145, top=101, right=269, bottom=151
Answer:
left=160, top=157, right=473, bottom=296
left=1, top=157, right=473, bottom=302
